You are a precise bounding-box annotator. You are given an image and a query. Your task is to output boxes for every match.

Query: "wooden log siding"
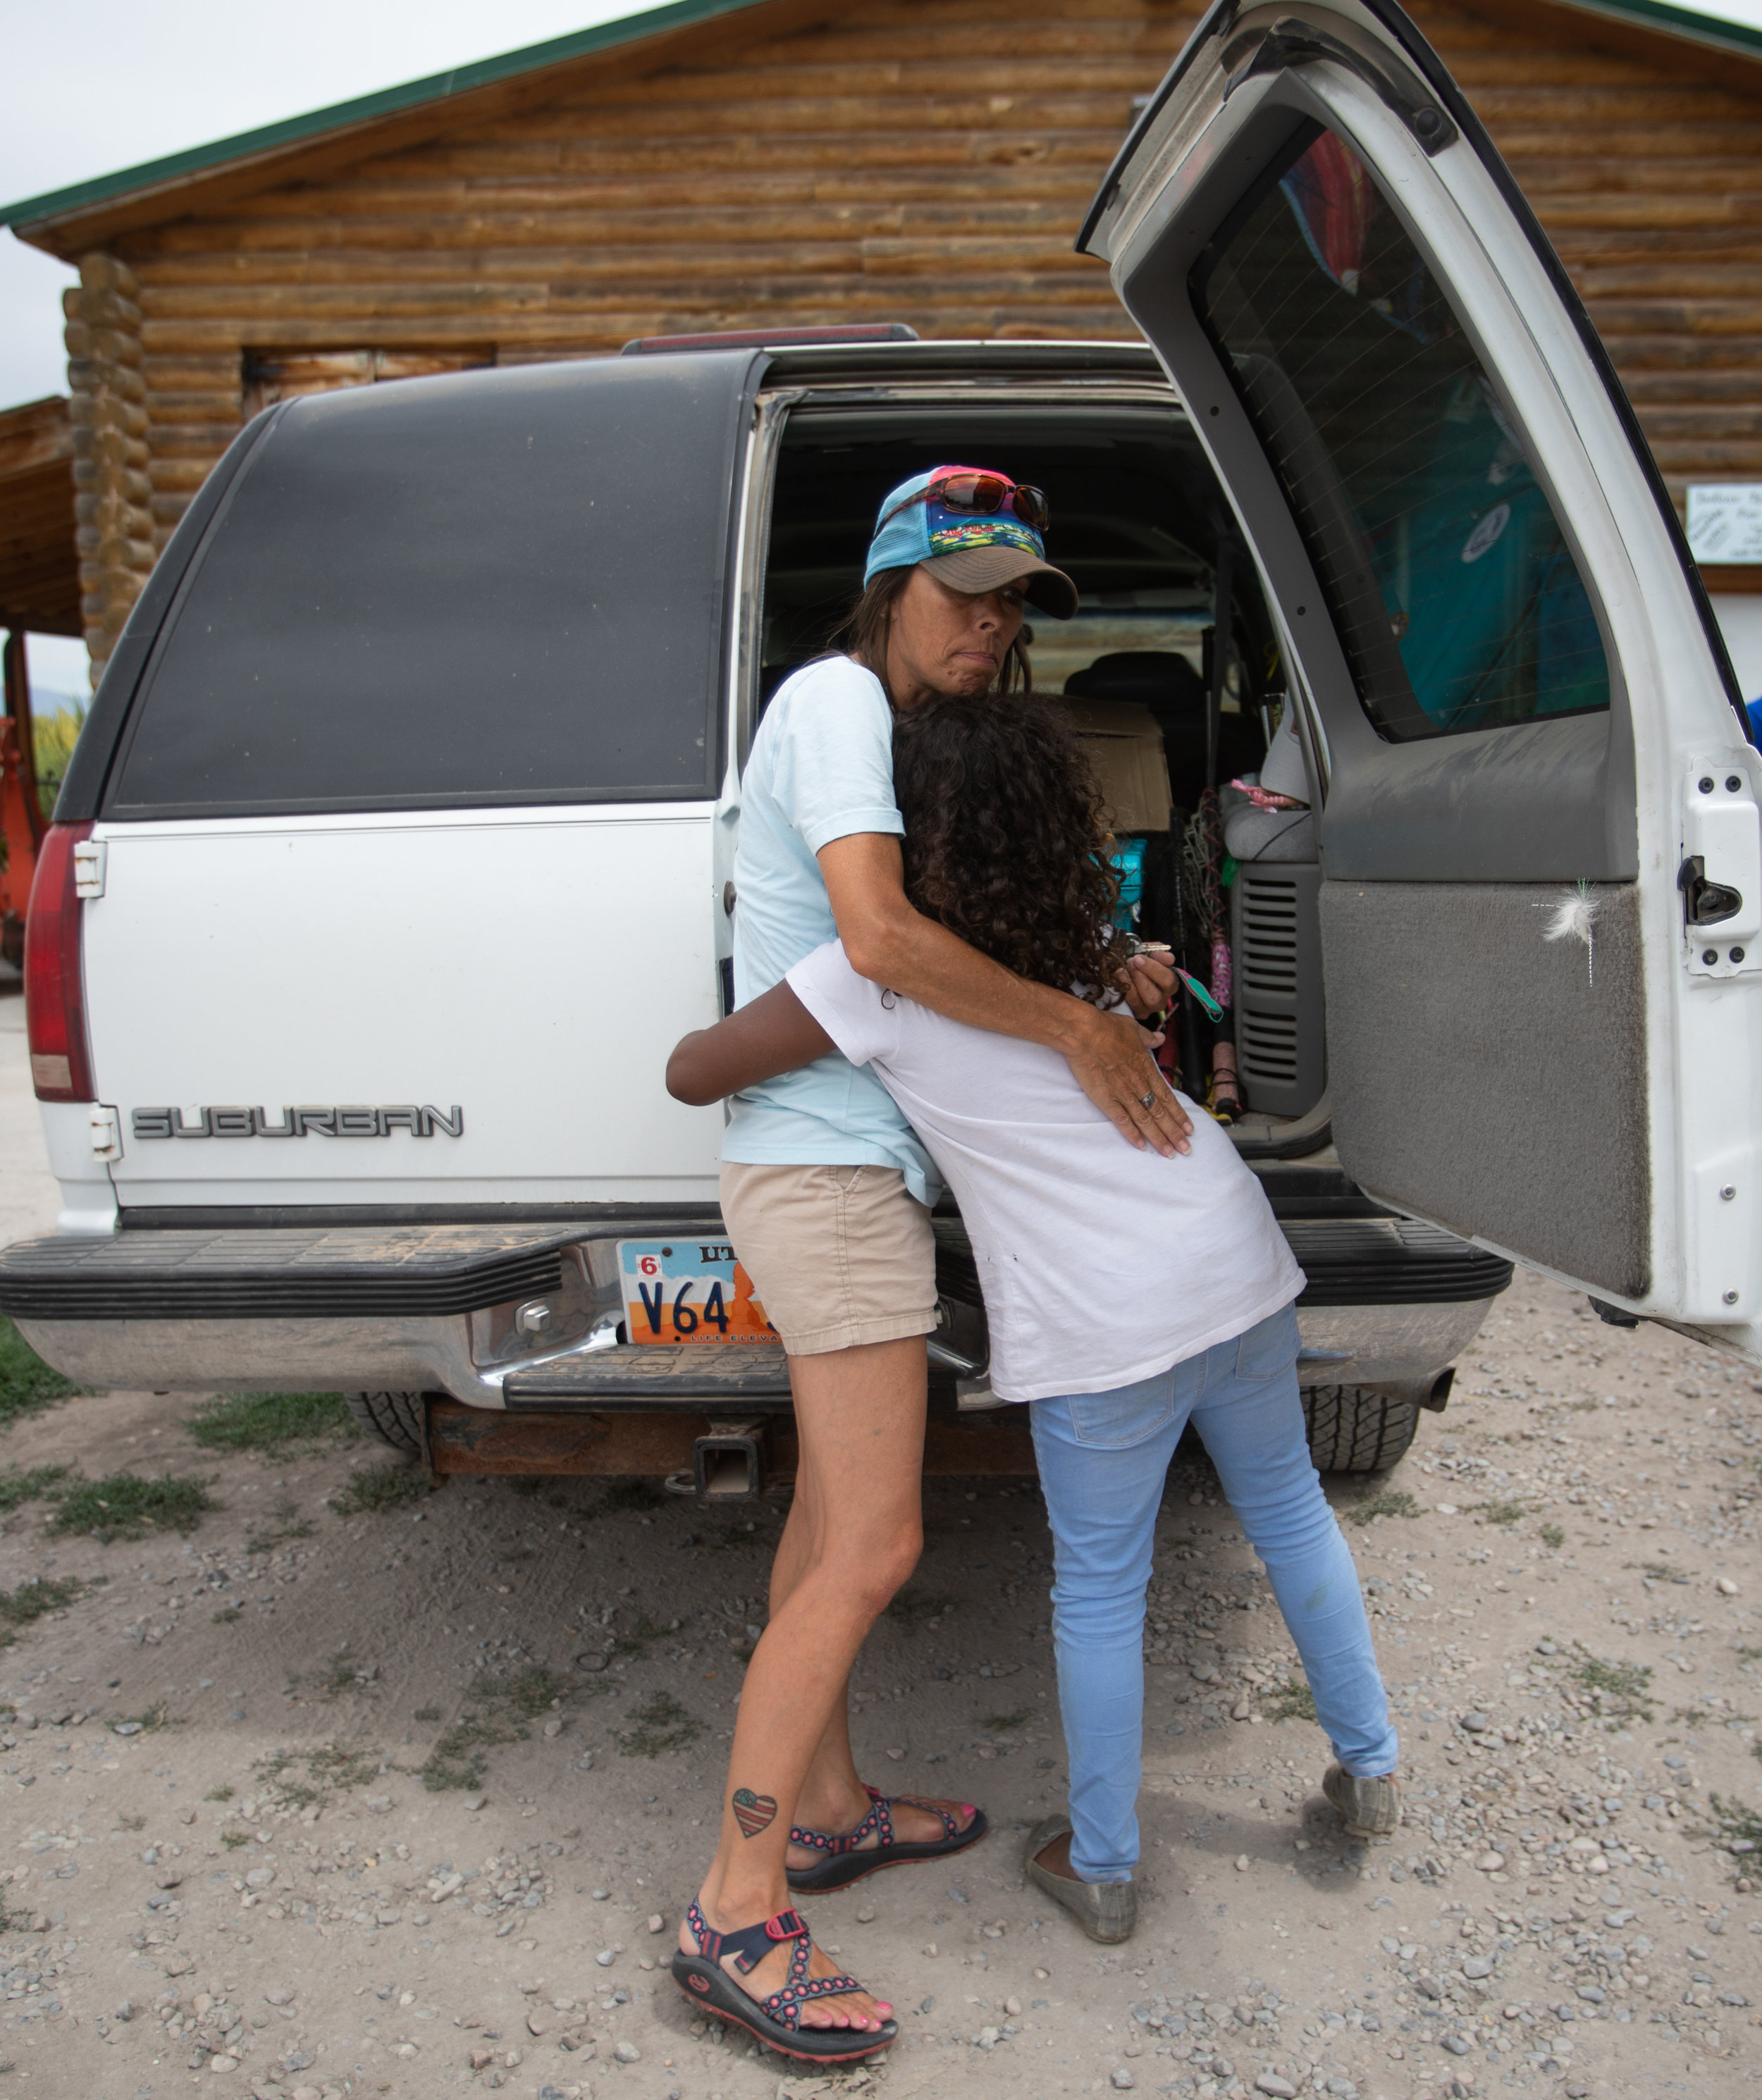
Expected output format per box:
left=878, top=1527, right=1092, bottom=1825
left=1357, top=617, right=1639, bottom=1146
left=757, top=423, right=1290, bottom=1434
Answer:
left=89, top=0, right=1762, bottom=573
left=64, top=254, right=156, bottom=669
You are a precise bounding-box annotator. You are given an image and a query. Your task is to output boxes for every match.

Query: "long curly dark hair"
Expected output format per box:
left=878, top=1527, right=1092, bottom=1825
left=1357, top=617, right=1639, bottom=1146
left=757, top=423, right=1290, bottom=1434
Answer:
left=892, top=692, right=1131, bottom=1005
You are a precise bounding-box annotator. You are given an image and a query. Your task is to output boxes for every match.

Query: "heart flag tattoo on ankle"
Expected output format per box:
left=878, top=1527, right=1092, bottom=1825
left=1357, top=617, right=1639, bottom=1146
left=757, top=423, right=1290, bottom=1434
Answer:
left=732, top=1787, right=778, bottom=1839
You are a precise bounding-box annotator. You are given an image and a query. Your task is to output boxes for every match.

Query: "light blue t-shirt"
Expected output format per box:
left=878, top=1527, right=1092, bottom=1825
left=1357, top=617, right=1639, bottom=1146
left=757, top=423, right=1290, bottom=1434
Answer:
left=721, top=656, right=941, bottom=1206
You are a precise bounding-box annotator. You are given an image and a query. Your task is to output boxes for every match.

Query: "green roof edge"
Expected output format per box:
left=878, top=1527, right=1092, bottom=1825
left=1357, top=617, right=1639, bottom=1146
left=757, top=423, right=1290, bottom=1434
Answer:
left=1560, top=0, right=1762, bottom=56
left=5, top=0, right=1762, bottom=237
left=0, top=0, right=773, bottom=233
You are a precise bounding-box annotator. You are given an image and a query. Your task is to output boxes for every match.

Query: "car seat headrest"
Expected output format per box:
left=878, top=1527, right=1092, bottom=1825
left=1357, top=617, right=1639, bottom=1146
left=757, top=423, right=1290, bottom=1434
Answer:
left=1061, top=651, right=1208, bottom=712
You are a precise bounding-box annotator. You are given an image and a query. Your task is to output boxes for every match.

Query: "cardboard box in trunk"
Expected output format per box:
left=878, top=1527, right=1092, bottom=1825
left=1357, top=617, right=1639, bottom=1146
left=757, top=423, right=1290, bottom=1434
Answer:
left=1049, top=696, right=1173, bottom=834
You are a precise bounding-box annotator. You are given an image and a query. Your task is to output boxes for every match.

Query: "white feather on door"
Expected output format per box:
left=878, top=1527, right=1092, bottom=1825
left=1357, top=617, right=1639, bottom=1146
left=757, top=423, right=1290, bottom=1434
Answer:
left=1539, top=879, right=1601, bottom=986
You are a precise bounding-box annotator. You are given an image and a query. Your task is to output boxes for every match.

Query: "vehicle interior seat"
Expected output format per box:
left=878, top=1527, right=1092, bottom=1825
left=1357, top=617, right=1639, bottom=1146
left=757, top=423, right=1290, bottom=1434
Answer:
left=1062, top=650, right=1264, bottom=810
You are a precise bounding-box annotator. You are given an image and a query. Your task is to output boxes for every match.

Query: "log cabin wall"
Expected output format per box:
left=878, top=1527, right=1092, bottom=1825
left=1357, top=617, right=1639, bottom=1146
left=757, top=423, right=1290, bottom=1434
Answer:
left=58, top=0, right=1762, bottom=656
left=63, top=255, right=156, bottom=669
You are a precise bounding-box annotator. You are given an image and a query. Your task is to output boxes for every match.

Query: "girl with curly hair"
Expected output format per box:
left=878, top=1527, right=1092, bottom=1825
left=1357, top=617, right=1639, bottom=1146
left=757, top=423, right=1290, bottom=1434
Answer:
left=670, top=688, right=1403, bottom=1952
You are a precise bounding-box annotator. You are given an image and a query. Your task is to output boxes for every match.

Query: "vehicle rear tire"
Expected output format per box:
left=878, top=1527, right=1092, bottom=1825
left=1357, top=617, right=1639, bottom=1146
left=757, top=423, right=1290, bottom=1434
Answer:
left=1301, top=1383, right=1419, bottom=1475
left=346, top=1390, right=425, bottom=1455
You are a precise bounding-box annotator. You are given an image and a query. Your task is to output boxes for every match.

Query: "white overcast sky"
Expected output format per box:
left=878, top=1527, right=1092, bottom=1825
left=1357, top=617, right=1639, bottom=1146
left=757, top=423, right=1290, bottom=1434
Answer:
left=8, top=0, right=1762, bottom=694
left=2, top=1, right=643, bottom=693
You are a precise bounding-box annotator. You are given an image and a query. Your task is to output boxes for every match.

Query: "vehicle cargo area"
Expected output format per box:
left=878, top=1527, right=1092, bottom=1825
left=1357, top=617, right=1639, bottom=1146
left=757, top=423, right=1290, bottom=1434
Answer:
left=758, top=384, right=1326, bottom=1146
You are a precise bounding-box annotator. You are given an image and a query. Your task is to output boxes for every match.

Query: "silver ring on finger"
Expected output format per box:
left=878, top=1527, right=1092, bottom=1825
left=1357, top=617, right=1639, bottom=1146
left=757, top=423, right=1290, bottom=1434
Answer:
left=1138, top=1092, right=1157, bottom=1110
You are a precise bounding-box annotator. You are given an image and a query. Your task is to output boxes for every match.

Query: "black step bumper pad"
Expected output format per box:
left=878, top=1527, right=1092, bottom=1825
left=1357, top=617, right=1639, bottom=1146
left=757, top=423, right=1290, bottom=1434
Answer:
left=1285, top=1219, right=1513, bottom=1305
left=0, top=1225, right=572, bottom=1321
left=0, top=1215, right=1510, bottom=1325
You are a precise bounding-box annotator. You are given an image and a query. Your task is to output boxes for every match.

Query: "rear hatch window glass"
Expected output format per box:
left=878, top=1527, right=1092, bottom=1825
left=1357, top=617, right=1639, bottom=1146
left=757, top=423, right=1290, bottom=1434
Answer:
left=1191, top=123, right=1610, bottom=741
left=107, top=355, right=744, bottom=815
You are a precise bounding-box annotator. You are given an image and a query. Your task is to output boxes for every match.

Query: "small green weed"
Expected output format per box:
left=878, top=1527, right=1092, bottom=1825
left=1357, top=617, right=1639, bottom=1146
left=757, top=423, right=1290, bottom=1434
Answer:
left=221, top=1830, right=250, bottom=1850
left=1629, top=1562, right=1692, bottom=1584
left=419, top=1717, right=496, bottom=1793
left=115, top=1704, right=167, bottom=1735
left=0, top=1466, right=70, bottom=1514
left=1472, top=1499, right=1529, bottom=1526
left=1673, top=1707, right=1709, bottom=1727
left=1263, top=1679, right=1318, bottom=1724
left=1706, top=1792, right=1762, bottom=1851
left=619, top=1693, right=701, bottom=1758
left=246, top=1497, right=316, bottom=1555
left=412, top=1705, right=442, bottom=1724
left=187, top=1390, right=357, bottom=1457
left=979, top=1710, right=1030, bottom=1733
left=498, top=1665, right=572, bottom=1721
left=116, top=1812, right=145, bottom=1832
left=598, top=1478, right=667, bottom=1514
left=887, top=1591, right=955, bottom=1626
left=0, top=1576, right=86, bottom=1643
left=211, top=1605, right=242, bottom=1624
left=204, top=1784, right=234, bottom=1803
left=1348, top=1491, right=1419, bottom=1526
left=0, top=1320, right=88, bottom=1427
left=418, top=1667, right=574, bottom=1791
left=297, top=1650, right=368, bottom=1700
left=1738, top=1645, right=1762, bottom=1665
left=1568, top=1645, right=1656, bottom=1722
left=1540, top=1522, right=1566, bottom=1550
left=49, top=1471, right=213, bottom=1542
left=256, top=1743, right=381, bottom=1808
left=328, top=1465, right=431, bottom=1516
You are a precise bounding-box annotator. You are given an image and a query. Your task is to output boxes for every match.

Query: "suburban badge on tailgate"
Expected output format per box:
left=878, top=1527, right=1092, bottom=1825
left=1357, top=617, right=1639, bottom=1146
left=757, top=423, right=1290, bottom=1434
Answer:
left=130, top=1106, right=465, bottom=1139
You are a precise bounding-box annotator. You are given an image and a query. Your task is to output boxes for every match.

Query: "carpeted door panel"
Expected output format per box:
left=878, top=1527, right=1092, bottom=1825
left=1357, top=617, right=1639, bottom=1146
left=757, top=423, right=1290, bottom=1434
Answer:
left=1319, top=882, right=1649, bottom=1298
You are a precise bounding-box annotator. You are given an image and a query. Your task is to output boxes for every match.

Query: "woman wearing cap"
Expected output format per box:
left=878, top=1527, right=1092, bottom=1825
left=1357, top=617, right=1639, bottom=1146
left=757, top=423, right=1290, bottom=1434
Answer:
left=670, top=469, right=1190, bottom=2061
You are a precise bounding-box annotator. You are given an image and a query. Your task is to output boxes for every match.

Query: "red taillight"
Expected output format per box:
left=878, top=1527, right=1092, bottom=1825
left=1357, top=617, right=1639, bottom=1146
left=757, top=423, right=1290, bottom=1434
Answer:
left=23, top=820, right=95, bottom=1103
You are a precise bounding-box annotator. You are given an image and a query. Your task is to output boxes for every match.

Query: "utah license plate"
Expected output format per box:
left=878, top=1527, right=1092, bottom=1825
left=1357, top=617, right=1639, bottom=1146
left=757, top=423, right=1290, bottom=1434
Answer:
left=617, top=1237, right=777, bottom=1345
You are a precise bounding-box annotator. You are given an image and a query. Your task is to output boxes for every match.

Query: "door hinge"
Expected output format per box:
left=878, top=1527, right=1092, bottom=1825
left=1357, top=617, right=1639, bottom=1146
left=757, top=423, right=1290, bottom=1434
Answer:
left=73, top=839, right=106, bottom=899
left=89, top=1106, right=122, bottom=1162
left=1682, top=765, right=1761, bottom=977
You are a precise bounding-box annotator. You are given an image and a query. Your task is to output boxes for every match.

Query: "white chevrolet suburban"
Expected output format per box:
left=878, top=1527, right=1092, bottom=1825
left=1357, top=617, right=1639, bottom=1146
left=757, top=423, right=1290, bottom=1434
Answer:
left=5, top=0, right=1758, bottom=1497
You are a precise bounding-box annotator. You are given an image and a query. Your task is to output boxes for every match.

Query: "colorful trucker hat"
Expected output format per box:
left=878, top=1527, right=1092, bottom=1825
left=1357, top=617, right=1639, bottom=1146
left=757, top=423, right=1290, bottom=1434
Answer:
left=863, top=466, right=1078, bottom=619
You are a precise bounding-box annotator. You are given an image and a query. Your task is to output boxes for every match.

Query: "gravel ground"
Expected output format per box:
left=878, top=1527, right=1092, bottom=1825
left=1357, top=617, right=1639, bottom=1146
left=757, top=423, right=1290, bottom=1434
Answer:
left=0, top=1011, right=1758, bottom=2099
left=0, top=1279, right=1752, bottom=2100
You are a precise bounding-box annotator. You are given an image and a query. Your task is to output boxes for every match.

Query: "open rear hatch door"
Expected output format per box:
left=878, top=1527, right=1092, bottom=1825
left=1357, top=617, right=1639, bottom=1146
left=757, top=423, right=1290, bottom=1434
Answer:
left=1081, top=0, right=1762, bottom=1352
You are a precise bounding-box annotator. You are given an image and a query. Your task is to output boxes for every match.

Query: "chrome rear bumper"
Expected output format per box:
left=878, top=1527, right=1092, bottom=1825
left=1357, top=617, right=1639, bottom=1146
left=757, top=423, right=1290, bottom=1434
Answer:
left=3, top=1213, right=1506, bottom=1409
left=15, top=1296, right=1499, bottom=1410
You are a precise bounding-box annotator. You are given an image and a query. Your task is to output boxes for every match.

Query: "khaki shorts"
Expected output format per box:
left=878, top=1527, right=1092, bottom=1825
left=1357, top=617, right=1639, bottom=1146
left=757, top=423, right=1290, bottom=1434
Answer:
left=719, top=1160, right=937, bottom=1357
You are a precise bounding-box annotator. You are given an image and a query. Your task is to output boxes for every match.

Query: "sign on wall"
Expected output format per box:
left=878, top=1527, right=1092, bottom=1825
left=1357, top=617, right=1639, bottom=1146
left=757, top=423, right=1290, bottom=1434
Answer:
left=1687, top=486, right=1762, bottom=564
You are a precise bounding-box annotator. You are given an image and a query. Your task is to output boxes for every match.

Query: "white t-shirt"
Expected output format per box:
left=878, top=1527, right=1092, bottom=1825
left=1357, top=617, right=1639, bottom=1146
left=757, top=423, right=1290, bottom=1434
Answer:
left=787, top=940, right=1306, bottom=1403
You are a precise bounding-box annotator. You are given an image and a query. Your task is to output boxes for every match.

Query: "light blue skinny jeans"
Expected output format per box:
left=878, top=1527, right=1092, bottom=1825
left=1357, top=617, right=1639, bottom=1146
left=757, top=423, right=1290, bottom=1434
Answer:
left=1028, top=1303, right=1398, bottom=1883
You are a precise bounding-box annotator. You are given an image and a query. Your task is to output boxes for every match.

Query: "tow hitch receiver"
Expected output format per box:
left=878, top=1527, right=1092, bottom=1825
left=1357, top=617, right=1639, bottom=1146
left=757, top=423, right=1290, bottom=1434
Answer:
left=686, top=1419, right=768, bottom=1502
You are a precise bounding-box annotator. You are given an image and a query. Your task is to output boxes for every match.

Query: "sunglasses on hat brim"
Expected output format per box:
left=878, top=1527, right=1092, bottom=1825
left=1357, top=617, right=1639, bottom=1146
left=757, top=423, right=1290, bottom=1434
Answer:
left=880, top=471, right=1050, bottom=533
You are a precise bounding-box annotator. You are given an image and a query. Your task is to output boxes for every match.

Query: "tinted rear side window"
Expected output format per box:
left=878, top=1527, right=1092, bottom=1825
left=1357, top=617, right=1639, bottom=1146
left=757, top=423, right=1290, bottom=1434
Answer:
left=108, top=354, right=748, bottom=815
left=1192, top=125, right=1610, bottom=742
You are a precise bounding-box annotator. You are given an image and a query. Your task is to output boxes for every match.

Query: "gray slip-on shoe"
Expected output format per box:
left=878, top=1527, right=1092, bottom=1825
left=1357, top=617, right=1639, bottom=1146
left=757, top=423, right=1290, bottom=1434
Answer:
left=1322, top=1762, right=1403, bottom=1839
left=1024, top=1814, right=1137, bottom=1945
